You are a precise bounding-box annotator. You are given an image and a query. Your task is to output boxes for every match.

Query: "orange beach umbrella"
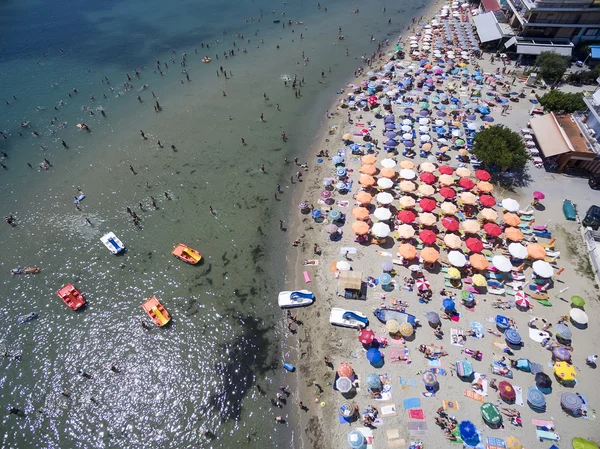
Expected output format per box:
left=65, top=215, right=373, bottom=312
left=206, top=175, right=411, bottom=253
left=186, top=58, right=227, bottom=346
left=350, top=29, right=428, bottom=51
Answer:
left=352, top=207, right=370, bottom=220
left=469, top=253, right=489, bottom=270
left=421, top=247, right=440, bottom=263
left=356, top=191, right=372, bottom=204
left=352, top=221, right=370, bottom=235
left=359, top=175, right=376, bottom=186
left=360, top=165, right=377, bottom=175
left=399, top=244, right=417, bottom=259
left=527, top=243, right=546, bottom=260
left=362, top=155, right=377, bottom=164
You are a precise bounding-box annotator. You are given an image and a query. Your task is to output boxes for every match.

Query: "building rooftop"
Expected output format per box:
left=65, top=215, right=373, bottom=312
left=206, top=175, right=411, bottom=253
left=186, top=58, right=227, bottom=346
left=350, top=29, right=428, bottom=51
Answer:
left=556, top=114, right=593, bottom=153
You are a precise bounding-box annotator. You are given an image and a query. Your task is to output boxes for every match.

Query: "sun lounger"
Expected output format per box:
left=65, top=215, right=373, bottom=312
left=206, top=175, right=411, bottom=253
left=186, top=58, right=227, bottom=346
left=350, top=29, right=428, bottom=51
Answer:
left=536, top=430, right=560, bottom=442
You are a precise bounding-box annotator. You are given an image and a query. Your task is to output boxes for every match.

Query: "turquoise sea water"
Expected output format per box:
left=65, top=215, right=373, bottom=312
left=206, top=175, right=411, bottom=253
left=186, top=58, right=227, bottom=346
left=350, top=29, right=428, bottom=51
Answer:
left=0, top=0, right=423, bottom=447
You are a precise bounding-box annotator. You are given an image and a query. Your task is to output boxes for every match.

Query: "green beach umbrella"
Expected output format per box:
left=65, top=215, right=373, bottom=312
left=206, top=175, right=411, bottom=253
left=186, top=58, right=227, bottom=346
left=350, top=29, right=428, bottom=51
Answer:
left=455, top=139, right=465, bottom=147
left=419, top=101, right=430, bottom=109
left=571, top=296, right=585, bottom=307
left=480, top=402, right=502, bottom=425
left=372, top=107, right=382, bottom=113
left=572, top=438, right=598, bottom=449
left=395, top=45, right=403, bottom=51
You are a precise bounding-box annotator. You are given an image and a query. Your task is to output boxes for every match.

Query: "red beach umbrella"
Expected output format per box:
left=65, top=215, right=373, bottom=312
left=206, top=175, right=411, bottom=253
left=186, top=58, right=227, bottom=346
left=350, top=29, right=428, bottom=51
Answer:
left=459, top=177, right=475, bottom=190
left=337, top=363, right=354, bottom=378
left=358, top=328, right=375, bottom=345
left=442, top=216, right=460, bottom=231
left=465, top=237, right=484, bottom=253
left=438, top=165, right=453, bottom=175
left=479, top=194, right=496, bottom=208
left=419, top=229, right=437, bottom=245
left=439, top=187, right=456, bottom=199
left=419, top=197, right=437, bottom=212
left=483, top=222, right=502, bottom=237
left=420, top=172, right=436, bottom=184
left=475, top=170, right=491, bottom=181
left=398, top=210, right=417, bottom=223
left=498, top=381, right=516, bottom=400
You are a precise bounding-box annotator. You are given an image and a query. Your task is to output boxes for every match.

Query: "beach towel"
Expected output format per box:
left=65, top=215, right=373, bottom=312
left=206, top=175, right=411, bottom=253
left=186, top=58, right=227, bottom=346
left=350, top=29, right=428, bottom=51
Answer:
left=531, top=419, right=555, bottom=430
left=376, top=392, right=393, bottom=402
left=443, top=400, right=459, bottom=410
left=338, top=414, right=352, bottom=424
left=403, top=398, right=421, bottom=410
left=373, top=418, right=384, bottom=426
left=337, top=200, right=349, bottom=208
left=514, top=386, right=524, bottom=407
left=530, top=362, right=544, bottom=374
left=340, top=246, right=358, bottom=255
left=381, top=404, right=397, bottom=417
left=464, top=389, right=485, bottom=402
left=473, top=373, right=489, bottom=396
left=400, top=377, right=417, bottom=387
left=450, top=328, right=465, bottom=347
left=407, top=422, right=429, bottom=438
left=428, top=359, right=442, bottom=367
left=470, top=321, right=484, bottom=338
left=408, top=409, right=425, bottom=420
left=378, top=251, right=394, bottom=257
left=429, top=368, right=447, bottom=376
left=485, top=316, right=496, bottom=324
left=528, top=328, right=550, bottom=343
left=492, top=341, right=510, bottom=353
left=303, top=260, right=319, bottom=266
left=485, top=436, right=506, bottom=449
left=388, top=347, right=411, bottom=363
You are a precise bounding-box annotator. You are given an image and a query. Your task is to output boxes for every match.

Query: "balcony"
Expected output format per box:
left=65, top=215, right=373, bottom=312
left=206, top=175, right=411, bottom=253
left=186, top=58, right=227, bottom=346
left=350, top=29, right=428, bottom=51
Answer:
left=572, top=112, right=600, bottom=154
left=584, top=96, right=600, bottom=122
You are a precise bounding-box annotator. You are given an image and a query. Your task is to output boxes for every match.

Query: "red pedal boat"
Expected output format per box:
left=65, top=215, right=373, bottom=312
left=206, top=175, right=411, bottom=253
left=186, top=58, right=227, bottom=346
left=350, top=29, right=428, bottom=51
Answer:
left=56, top=283, right=86, bottom=310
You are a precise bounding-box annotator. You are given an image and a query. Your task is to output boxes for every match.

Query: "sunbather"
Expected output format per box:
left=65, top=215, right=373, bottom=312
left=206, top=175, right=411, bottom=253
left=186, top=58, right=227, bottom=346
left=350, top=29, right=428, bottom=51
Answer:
left=500, top=408, right=520, bottom=418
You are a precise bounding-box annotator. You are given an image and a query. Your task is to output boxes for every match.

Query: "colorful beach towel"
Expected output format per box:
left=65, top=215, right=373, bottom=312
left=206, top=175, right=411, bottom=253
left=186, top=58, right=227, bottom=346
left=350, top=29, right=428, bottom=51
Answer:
left=429, top=368, right=447, bottom=376
left=473, top=373, right=488, bottom=396
left=470, top=321, right=484, bottom=338
left=485, top=436, right=506, bottom=449
left=389, top=347, right=411, bottom=363
left=443, top=400, right=459, bottom=410
left=514, top=386, right=524, bottom=407
left=464, top=389, right=485, bottom=402
left=408, top=409, right=425, bottom=420
left=450, top=328, right=465, bottom=347
left=403, top=398, right=421, bottom=410
left=428, top=359, right=442, bottom=367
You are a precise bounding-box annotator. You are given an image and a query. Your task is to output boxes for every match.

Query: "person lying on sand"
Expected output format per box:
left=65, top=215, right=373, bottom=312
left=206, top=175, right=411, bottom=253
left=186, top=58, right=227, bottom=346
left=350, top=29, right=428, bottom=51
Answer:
left=302, top=260, right=317, bottom=265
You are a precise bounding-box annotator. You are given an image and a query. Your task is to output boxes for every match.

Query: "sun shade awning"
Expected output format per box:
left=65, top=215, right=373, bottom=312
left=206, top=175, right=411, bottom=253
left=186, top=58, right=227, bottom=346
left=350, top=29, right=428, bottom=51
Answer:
left=529, top=113, right=573, bottom=158
left=338, top=271, right=363, bottom=290
left=473, top=13, right=502, bottom=43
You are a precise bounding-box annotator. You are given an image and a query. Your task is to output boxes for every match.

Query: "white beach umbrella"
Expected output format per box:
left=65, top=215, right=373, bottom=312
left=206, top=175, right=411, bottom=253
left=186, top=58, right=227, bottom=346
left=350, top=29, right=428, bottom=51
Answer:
left=376, top=192, right=394, bottom=205
left=501, top=198, right=520, bottom=212
left=401, top=125, right=412, bottom=132
left=451, top=129, right=463, bottom=137
left=402, top=133, right=413, bottom=140
left=420, top=135, right=431, bottom=142
left=419, top=126, right=430, bottom=133
left=381, top=158, right=397, bottom=168
left=508, top=243, right=528, bottom=259
left=435, top=119, right=445, bottom=126
left=336, top=261, right=352, bottom=271
left=570, top=308, right=588, bottom=325
left=419, top=117, right=430, bottom=125
left=448, top=251, right=467, bottom=267
left=400, top=169, right=416, bottom=180
left=372, top=222, right=391, bottom=237
left=492, top=255, right=512, bottom=272
left=532, top=260, right=554, bottom=278
left=377, top=177, right=394, bottom=189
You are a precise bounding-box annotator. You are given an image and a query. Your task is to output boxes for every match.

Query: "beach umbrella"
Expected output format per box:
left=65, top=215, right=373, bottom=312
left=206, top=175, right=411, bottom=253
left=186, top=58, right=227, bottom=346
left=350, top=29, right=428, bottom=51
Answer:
left=340, top=401, right=354, bottom=417
left=358, top=328, right=375, bottom=344
left=342, top=133, right=353, bottom=141
left=505, top=227, right=524, bottom=242
left=352, top=207, right=370, bottom=220
left=481, top=402, right=502, bottom=426
left=439, top=174, right=455, bottom=186
left=360, top=164, right=377, bottom=175
left=443, top=298, right=456, bottom=311
left=498, top=381, right=516, bottom=401
left=459, top=177, right=475, bottom=190
left=399, top=196, right=416, bottom=208
left=385, top=320, right=401, bottom=335
left=465, top=237, right=484, bottom=253
left=400, top=322, right=414, bottom=337
left=397, top=224, right=416, bottom=239
left=376, top=192, right=394, bottom=204
left=359, top=175, right=376, bottom=186
left=420, top=172, right=436, bottom=184
left=356, top=191, right=372, bottom=204
left=448, top=250, right=467, bottom=267
left=456, top=359, right=474, bottom=378
left=418, top=184, right=435, bottom=196
left=505, top=436, right=522, bottom=449
left=336, top=376, right=353, bottom=393
left=515, top=291, right=530, bottom=309
left=533, top=260, right=554, bottom=278
left=421, top=247, right=440, bottom=263
left=347, top=431, right=366, bottom=449
left=381, top=168, right=397, bottom=178
left=336, top=261, right=352, bottom=272
left=381, top=261, right=393, bottom=272
left=366, top=348, right=383, bottom=364
left=337, top=168, right=347, bottom=177
left=372, top=222, right=391, bottom=238
left=385, top=130, right=398, bottom=139
left=527, top=243, right=546, bottom=260
left=349, top=143, right=361, bottom=152
left=460, top=192, right=478, bottom=206
left=440, top=202, right=458, bottom=215
left=472, top=274, right=487, bottom=287
left=400, top=160, right=415, bottom=170
left=506, top=242, right=526, bottom=259
left=298, top=201, right=309, bottom=210
left=381, top=158, right=397, bottom=168
left=399, top=181, right=416, bottom=192
left=456, top=167, right=471, bottom=178
left=418, top=212, right=437, bottom=226
left=505, top=328, right=522, bottom=345
left=366, top=373, right=382, bottom=389
left=561, top=392, right=583, bottom=413
left=533, top=191, right=545, bottom=200
left=438, top=165, right=453, bottom=175
left=480, top=208, right=499, bottom=222
left=439, top=187, right=456, bottom=199
left=352, top=221, right=370, bottom=235
left=552, top=346, right=571, bottom=362
left=479, top=194, right=496, bottom=207
left=329, top=210, right=342, bottom=220
left=419, top=198, right=437, bottom=212
left=535, top=372, right=552, bottom=390
left=398, top=210, right=416, bottom=223
left=477, top=181, right=494, bottom=193
left=502, top=198, right=520, bottom=212
left=377, top=177, right=394, bottom=189
left=483, top=222, right=502, bottom=238
left=526, top=387, right=546, bottom=409
left=425, top=311, right=440, bottom=325
left=419, top=162, right=436, bottom=173
left=448, top=267, right=461, bottom=279
left=325, top=224, right=340, bottom=234
left=475, top=170, right=491, bottom=181
left=419, top=229, right=437, bottom=245
left=416, top=278, right=431, bottom=292
left=458, top=420, right=479, bottom=446
left=321, top=190, right=332, bottom=199
left=571, top=295, right=586, bottom=307
left=573, top=438, right=599, bottom=449
left=556, top=323, right=572, bottom=340
left=374, top=208, right=392, bottom=221
left=361, top=155, right=377, bottom=165
left=337, top=362, right=354, bottom=378
left=422, top=371, right=437, bottom=387
left=312, top=210, right=323, bottom=219
left=469, top=254, right=488, bottom=271
left=462, top=220, right=481, bottom=234
left=503, top=213, right=521, bottom=227
left=570, top=308, right=588, bottom=325
left=442, top=217, right=460, bottom=231
left=399, top=244, right=417, bottom=259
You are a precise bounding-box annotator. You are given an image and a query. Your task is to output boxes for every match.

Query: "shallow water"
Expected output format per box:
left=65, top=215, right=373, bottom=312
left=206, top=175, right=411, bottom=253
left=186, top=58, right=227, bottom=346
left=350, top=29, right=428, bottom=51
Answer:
left=0, top=0, right=423, bottom=447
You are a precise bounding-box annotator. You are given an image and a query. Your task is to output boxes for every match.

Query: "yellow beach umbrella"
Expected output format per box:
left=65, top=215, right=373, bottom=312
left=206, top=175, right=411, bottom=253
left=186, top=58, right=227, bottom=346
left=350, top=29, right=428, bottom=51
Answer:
left=505, top=436, right=522, bottom=449
left=386, top=319, right=401, bottom=334
left=472, top=274, right=487, bottom=287
left=448, top=267, right=461, bottom=279
left=399, top=322, right=414, bottom=337
left=553, top=361, right=576, bottom=381
left=343, top=133, right=353, bottom=141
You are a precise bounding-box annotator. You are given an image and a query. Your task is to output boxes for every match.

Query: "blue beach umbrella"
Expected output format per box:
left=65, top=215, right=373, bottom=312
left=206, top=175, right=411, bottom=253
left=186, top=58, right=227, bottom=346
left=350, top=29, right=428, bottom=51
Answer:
left=385, top=131, right=397, bottom=139
left=329, top=210, right=341, bottom=220
left=459, top=420, right=480, bottom=446
left=466, top=114, right=477, bottom=121
left=384, top=115, right=396, bottom=123
left=385, top=139, right=399, bottom=147
left=482, top=116, right=494, bottom=122
left=379, top=273, right=392, bottom=286
left=442, top=298, right=456, bottom=311
left=556, top=323, right=572, bottom=340
left=349, top=143, right=360, bottom=152
left=527, top=387, right=546, bottom=409
left=336, top=168, right=347, bottom=177
left=505, top=328, right=521, bottom=345
left=347, top=430, right=367, bottom=449
left=311, top=210, right=322, bottom=219
left=366, top=373, right=382, bottom=389
left=366, top=348, right=383, bottom=364
left=332, top=156, right=344, bottom=164
left=403, top=141, right=414, bottom=147
left=419, top=110, right=429, bottom=116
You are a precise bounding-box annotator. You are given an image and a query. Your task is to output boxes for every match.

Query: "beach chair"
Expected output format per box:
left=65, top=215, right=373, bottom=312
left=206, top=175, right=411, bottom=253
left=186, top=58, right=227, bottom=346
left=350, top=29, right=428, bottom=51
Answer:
left=536, top=430, right=560, bottom=442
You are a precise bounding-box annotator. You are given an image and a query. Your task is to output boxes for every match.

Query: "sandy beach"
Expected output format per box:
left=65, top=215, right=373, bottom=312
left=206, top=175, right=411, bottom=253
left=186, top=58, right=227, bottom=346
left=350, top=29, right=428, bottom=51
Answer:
left=282, top=3, right=600, bottom=449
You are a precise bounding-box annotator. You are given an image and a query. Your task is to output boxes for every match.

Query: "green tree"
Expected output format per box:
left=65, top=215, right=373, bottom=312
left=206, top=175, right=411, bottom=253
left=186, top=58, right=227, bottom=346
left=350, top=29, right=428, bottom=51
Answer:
left=472, top=125, right=530, bottom=171
left=535, top=51, right=569, bottom=82
left=538, top=90, right=586, bottom=113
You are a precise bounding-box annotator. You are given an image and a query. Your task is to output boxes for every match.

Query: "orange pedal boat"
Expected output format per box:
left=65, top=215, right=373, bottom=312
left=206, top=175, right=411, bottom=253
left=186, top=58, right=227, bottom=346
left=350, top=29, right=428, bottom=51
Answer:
left=56, top=283, right=86, bottom=310
left=172, top=243, right=202, bottom=264
left=141, top=296, right=171, bottom=326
